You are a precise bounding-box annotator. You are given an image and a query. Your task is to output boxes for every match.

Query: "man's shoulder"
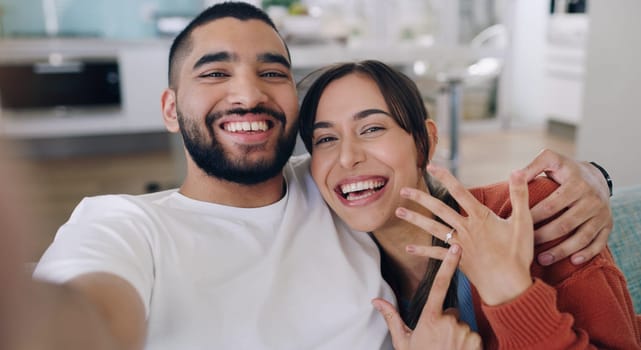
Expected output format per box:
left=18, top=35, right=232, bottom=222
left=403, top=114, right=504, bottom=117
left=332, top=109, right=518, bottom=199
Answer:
left=286, top=153, right=311, bottom=170
left=469, top=177, right=559, bottom=215
left=282, top=154, right=331, bottom=210
left=283, top=154, right=313, bottom=189
left=69, top=189, right=177, bottom=222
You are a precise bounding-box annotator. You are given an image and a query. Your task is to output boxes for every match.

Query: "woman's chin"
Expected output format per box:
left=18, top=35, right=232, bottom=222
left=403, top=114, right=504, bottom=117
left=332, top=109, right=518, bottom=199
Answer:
left=343, top=218, right=382, bottom=233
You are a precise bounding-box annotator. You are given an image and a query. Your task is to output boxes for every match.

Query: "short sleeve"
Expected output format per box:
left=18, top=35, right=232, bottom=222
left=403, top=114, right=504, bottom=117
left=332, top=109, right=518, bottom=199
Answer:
left=33, top=195, right=155, bottom=316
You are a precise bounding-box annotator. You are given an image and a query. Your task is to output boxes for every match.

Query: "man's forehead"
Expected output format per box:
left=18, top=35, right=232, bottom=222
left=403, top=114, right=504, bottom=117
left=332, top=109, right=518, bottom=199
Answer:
left=189, top=18, right=288, bottom=58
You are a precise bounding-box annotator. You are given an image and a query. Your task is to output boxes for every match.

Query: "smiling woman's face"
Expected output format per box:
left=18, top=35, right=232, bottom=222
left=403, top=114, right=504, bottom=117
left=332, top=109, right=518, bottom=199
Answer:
left=309, top=73, right=423, bottom=232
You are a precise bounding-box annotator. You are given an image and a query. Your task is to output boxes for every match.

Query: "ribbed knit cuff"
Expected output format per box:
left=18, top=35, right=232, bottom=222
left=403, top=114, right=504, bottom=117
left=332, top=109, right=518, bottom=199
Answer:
left=481, top=278, right=569, bottom=348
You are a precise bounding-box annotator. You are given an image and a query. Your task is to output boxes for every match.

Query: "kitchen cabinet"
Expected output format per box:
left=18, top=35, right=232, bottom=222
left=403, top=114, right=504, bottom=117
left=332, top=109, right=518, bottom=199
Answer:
left=0, top=38, right=502, bottom=138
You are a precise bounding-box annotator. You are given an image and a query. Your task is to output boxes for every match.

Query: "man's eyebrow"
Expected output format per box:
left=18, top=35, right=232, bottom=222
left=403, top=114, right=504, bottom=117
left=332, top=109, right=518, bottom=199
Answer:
left=312, top=109, right=391, bottom=133
left=257, top=52, right=291, bottom=69
left=192, top=51, right=235, bottom=71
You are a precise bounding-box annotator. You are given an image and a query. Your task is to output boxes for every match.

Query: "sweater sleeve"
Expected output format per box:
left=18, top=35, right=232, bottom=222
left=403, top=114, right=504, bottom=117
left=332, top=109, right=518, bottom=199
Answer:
left=480, top=261, right=641, bottom=349
left=470, top=178, right=641, bottom=349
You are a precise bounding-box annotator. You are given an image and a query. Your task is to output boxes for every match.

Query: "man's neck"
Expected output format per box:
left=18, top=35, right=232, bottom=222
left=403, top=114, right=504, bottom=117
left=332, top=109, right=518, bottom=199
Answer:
left=179, top=167, right=286, bottom=208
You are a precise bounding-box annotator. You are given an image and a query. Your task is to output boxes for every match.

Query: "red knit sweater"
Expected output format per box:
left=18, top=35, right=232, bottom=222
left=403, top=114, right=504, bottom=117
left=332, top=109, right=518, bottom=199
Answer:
left=469, top=177, right=641, bottom=349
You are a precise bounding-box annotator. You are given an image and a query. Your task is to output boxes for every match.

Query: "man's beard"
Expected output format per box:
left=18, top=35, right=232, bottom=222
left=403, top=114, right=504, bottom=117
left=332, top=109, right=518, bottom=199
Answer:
left=177, top=106, right=297, bottom=185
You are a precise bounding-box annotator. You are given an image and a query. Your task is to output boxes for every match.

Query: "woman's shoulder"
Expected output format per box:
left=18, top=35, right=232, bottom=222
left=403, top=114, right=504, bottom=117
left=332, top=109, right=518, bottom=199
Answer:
left=469, top=176, right=559, bottom=217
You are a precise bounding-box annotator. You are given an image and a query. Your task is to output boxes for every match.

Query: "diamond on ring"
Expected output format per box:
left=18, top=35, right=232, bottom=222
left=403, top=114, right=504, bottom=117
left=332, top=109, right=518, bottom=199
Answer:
left=445, top=228, right=455, bottom=244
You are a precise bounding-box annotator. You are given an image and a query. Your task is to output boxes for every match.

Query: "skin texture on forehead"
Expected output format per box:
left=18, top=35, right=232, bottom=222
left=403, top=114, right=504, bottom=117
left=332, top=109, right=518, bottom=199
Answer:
left=175, top=18, right=291, bottom=88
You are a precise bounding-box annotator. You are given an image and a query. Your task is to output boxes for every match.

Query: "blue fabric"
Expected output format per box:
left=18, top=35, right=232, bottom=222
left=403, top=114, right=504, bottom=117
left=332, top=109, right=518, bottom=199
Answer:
left=457, top=270, right=478, bottom=332
left=609, top=185, right=641, bottom=313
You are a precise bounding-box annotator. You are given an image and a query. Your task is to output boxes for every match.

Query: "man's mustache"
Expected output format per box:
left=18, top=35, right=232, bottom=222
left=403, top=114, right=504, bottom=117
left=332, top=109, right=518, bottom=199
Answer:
left=206, top=106, right=287, bottom=126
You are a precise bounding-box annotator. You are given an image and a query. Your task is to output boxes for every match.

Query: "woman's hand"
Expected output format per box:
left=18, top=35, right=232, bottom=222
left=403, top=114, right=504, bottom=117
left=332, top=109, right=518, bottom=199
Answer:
left=372, top=244, right=482, bottom=350
left=396, top=165, right=533, bottom=306
left=519, top=149, right=613, bottom=266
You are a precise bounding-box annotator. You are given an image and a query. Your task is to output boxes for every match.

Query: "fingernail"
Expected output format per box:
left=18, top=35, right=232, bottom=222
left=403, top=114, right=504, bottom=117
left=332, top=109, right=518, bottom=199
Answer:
left=396, top=208, right=407, bottom=218
left=400, top=188, right=410, bottom=197
left=538, top=253, right=555, bottom=266
left=449, top=244, right=460, bottom=254
left=571, top=255, right=586, bottom=265
left=406, top=245, right=415, bottom=253
left=371, top=300, right=382, bottom=311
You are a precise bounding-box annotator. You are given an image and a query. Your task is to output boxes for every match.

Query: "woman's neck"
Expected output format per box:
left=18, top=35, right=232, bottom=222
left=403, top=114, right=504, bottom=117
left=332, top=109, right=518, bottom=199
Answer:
left=371, top=186, right=435, bottom=300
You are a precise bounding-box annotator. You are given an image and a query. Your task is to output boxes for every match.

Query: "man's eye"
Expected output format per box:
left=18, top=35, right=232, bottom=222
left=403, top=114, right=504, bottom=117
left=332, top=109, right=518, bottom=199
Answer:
left=202, top=71, right=228, bottom=78
left=261, top=71, right=288, bottom=78
left=313, top=136, right=337, bottom=146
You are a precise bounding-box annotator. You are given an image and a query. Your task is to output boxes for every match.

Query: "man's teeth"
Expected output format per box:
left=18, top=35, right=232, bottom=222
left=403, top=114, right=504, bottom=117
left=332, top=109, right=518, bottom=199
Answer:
left=224, top=121, right=269, bottom=132
left=340, top=180, right=385, bottom=195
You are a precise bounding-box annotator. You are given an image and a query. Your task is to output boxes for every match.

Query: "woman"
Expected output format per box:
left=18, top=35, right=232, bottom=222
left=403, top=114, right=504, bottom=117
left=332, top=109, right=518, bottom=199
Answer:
left=298, top=60, right=641, bottom=349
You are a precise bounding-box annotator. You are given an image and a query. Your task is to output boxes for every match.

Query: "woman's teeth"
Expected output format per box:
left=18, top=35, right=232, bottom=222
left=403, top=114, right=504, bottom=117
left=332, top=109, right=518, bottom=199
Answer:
left=340, top=179, right=385, bottom=200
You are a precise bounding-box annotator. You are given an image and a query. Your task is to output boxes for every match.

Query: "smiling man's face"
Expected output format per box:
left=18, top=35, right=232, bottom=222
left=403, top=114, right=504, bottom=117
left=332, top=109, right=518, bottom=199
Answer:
left=166, top=18, right=299, bottom=184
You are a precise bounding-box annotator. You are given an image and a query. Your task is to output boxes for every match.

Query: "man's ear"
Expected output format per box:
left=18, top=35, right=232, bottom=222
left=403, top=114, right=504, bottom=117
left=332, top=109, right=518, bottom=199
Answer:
left=161, top=88, right=179, bottom=133
left=426, top=119, right=439, bottom=162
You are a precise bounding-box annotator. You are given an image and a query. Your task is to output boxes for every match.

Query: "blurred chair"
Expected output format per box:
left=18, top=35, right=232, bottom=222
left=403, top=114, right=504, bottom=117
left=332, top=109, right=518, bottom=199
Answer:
left=463, top=24, right=506, bottom=121
left=469, top=24, right=507, bottom=49
left=608, top=185, right=641, bottom=313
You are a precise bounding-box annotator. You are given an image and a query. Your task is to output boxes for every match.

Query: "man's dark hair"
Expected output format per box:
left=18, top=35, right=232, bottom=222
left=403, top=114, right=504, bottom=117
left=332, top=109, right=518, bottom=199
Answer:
left=168, top=1, right=289, bottom=88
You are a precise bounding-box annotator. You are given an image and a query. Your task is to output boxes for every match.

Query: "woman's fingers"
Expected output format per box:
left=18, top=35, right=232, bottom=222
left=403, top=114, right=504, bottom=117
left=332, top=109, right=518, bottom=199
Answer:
left=442, top=307, right=461, bottom=319
left=395, top=209, right=453, bottom=242
left=426, top=164, right=486, bottom=217
left=406, top=244, right=449, bottom=261
left=419, top=245, right=462, bottom=327
left=397, top=189, right=462, bottom=234
left=371, top=298, right=411, bottom=350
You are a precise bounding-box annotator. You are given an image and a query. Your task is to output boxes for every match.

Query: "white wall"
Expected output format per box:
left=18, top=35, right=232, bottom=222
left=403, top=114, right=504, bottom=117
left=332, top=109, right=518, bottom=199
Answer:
left=576, top=0, right=641, bottom=187
left=498, top=0, right=547, bottom=125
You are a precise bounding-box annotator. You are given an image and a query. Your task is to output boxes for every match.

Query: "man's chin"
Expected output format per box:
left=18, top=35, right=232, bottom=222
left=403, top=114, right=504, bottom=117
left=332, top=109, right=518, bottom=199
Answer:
left=208, top=164, right=283, bottom=185
left=182, top=124, right=297, bottom=185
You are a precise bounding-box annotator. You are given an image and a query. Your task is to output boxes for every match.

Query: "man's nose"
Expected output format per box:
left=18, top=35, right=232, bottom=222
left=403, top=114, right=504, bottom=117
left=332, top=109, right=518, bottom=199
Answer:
left=226, top=73, right=268, bottom=107
left=339, top=139, right=365, bottom=169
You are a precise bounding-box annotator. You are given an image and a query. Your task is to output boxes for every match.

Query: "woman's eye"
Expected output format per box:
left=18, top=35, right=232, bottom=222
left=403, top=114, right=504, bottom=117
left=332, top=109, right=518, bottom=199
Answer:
left=313, top=136, right=337, bottom=146
left=362, top=126, right=385, bottom=134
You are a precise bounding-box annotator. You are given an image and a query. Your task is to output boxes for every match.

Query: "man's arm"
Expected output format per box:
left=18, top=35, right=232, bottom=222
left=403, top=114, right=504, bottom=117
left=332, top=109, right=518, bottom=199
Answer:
left=0, top=140, right=147, bottom=350
left=519, top=149, right=613, bottom=266
left=65, top=273, right=148, bottom=349
left=9, top=276, right=145, bottom=350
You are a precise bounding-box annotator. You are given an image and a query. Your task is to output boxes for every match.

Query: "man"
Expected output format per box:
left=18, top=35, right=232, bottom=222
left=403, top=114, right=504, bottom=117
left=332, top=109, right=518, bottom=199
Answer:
left=23, top=2, right=612, bottom=349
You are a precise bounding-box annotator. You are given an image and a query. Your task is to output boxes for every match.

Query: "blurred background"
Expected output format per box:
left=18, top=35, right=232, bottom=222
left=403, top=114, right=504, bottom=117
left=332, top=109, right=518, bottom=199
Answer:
left=0, top=0, right=638, bottom=261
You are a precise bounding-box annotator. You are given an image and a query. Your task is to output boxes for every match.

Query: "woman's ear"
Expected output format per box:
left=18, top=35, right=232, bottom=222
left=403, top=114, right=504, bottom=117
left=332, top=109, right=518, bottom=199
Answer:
left=161, top=88, right=179, bottom=133
left=426, top=119, right=439, bottom=162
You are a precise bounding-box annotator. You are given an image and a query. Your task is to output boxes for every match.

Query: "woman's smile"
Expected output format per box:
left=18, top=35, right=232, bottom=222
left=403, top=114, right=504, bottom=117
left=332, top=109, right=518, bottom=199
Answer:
left=334, top=175, right=389, bottom=205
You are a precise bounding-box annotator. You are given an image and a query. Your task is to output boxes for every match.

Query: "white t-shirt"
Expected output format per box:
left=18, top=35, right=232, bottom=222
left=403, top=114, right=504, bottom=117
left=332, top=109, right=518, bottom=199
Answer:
left=34, top=155, right=395, bottom=350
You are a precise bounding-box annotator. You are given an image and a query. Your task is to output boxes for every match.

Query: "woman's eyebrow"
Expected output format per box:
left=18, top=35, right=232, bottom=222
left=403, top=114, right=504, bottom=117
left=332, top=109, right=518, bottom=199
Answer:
left=353, top=108, right=392, bottom=121
left=312, top=121, right=332, bottom=133
left=312, top=108, right=392, bottom=132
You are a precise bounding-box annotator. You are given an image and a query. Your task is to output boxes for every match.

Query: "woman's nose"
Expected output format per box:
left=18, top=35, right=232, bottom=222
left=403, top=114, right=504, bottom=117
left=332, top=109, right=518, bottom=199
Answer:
left=338, top=139, right=365, bottom=169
